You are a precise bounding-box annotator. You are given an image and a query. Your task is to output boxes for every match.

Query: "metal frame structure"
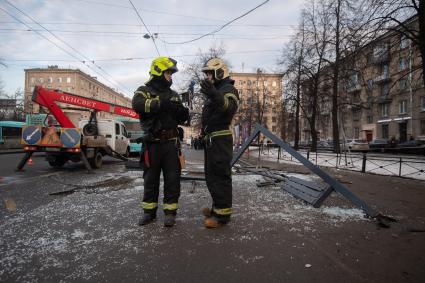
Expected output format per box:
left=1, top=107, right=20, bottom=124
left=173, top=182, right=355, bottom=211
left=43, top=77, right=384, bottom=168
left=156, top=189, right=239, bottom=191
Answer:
left=232, top=123, right=382, bottom=218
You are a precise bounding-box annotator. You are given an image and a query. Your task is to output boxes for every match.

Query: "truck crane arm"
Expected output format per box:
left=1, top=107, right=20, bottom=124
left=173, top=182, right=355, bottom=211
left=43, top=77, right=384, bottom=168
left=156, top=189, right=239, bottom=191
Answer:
left=32, top=85, right=139, bottom=128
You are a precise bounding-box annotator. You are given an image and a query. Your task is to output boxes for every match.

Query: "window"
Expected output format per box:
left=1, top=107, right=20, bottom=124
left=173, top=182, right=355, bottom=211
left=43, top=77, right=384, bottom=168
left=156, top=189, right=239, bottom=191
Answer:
left=367, top=115, right=373, bottom=124
left=381, top=104, right=389, bottom=117
left=272, top=126, right=277, bottom=132
left=121, top=125, right=127, bottom=137
left=399, top=79, right=408, bottom=90
left=48, top=77, right=53, bottom=83
left=367, top=79, right=374, bottom=90
left=399, top=100, right=407, bottom=114
left=272, top=117, right=277, bottom=123
left=353, top=110, right=360, bottom=121
left=30, top=77, right=35, bottom=84
left=400, top=35, right=410, bottom=49
left=354, top=127, right=360, bottom=139
left=66, top=77, right=71, bottom=83
left=57, top=77, right=62, bottom=83
left=272, top=81, right=277, bottom=87
left=373, top=44, right=388, bottom=57
left=115, top=123, right=120, bottom=135
left=30, top=86, right=35, bottom=92
left=399, top=57, right=408, bottom=71
left=382, top=64, right=389, bottom=76
left=263, top=81, right=268, bottom=87
left=382, top=124, right=389, bottom=139
left=39, top=77, right=44, bottom=83
left=421, top=97, right=425, bottom=111
left=421, top=120, right=425, bottom=135
left=381, top=83, right=389, bottom=96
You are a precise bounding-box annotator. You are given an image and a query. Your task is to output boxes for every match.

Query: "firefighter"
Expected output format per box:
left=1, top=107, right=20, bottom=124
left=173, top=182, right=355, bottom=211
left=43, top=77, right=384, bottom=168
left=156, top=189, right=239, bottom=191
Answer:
left=200, top=58, right=239, bottom=228
left=132, top=56, right=189, bottom=227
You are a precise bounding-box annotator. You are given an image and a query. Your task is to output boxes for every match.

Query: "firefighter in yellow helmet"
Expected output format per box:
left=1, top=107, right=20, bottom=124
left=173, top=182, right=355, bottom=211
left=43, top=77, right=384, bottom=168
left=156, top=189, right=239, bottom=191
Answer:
left=200, top=58, right=239, bottom=228
left=132, top=56, right=189, bottom=227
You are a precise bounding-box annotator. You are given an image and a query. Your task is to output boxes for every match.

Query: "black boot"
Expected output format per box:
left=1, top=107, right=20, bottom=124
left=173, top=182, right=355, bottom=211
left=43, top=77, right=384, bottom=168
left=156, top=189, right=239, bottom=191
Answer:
left=164, top=214, right=176, bottom=227
left=138, top=213, right=156, bottom=226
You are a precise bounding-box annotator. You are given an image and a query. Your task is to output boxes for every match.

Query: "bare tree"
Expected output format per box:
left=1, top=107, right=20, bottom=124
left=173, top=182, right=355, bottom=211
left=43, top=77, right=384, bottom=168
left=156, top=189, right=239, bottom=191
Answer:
left=280, top=13, right=308, bottom=149
left=182, top=43, right=227, bottom=130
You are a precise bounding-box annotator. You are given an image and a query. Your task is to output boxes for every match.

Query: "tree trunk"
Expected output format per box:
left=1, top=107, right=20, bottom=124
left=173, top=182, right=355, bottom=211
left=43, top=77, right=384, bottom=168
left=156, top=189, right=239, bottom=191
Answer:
left=332, top=0, right=342, bottom=153
left=295, top=60, right=302, bottom=150
left=419, top=1, right=425, bottom=87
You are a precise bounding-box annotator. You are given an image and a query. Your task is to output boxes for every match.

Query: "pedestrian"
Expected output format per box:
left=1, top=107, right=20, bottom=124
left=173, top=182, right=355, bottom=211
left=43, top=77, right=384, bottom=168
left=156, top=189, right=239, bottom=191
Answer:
left=200, top=58, right=239, bottom=228
left=132, top=56, right=189, bottom=227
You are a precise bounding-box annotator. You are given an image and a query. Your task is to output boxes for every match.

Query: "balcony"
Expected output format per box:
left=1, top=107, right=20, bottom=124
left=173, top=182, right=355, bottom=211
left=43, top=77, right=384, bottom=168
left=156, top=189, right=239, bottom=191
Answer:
left=374, top=72, right=391, bottom=84
left=347, top=84, right=362, bottom=93
left=376, top=95, right=392, bottom=104
left=369, top=53, right=389, bottom=64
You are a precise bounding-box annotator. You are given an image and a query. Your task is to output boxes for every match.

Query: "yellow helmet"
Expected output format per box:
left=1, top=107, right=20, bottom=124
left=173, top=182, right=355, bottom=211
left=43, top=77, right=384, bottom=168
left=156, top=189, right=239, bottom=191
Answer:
left=201, top=58, right=229, bottom=80
left=150, top=56, right=178, bottom=77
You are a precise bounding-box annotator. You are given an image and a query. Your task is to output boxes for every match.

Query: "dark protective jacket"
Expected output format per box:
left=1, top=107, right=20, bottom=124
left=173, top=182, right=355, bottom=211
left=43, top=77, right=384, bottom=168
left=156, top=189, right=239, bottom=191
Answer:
left=132, top=77, right=189, bottom=135
left=201, top=77, right=239, bottom=134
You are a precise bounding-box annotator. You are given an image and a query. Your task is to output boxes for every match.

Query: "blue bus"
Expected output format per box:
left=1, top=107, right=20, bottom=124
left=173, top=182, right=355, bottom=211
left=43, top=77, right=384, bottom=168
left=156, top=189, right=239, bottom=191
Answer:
left=0, top=121, right=26, bottom=147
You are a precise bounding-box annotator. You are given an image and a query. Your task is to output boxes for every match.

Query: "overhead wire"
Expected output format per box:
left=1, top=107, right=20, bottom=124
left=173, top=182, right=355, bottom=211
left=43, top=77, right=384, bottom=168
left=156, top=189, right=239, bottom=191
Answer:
left=128, top=0, right=160, bottom=56
left=160, top=0, right=270, bottom=45
left=2, top=0, right=132, bottom=95
left=2, top=49, right=282, bottom=63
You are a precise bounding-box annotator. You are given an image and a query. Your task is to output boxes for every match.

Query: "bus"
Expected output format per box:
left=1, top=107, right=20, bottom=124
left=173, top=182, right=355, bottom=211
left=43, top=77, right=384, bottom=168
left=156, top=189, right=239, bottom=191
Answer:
left=0, top=121, right=26, bottom=148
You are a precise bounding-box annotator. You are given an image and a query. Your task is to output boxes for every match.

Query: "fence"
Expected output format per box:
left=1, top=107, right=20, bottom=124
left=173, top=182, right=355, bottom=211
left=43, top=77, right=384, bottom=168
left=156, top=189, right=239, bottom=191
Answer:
left=245, top=145, right=425, bottom=180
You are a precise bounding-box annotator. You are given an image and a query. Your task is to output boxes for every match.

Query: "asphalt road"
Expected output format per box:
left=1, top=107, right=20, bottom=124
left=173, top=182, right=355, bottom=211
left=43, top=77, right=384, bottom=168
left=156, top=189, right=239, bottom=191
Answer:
left=1, top=146, right=425, bottom=282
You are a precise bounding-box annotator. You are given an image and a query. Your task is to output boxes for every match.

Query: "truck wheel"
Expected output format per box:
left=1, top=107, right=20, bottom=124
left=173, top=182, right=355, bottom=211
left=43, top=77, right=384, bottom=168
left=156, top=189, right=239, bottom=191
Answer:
left=89, top=151, right=103, bottom=169
left=48, top=156, right=67, bottom=168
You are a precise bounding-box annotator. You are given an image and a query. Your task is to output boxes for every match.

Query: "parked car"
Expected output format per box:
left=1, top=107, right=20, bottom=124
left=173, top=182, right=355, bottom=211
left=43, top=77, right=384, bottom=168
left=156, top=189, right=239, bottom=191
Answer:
left=368, top=138, right=390, bottom=149
left=317, top=140, right=333, bottom=149
left=397, top=140, right=425, bottom=148
left=347, top=139, right=369, bottom=151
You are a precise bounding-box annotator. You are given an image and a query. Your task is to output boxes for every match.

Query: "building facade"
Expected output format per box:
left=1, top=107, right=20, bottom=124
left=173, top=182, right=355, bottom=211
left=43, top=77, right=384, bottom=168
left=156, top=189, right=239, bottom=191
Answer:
left=24, top=66, right=131, bottom=124
left=300, top=16, right=424, bottom=143
left=231, top=71, right=284, bottom=143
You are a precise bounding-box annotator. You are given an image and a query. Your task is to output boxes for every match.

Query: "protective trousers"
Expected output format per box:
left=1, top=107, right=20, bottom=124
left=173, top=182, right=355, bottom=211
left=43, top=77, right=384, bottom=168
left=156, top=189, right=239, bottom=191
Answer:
left=204, top=134, right=233, bottom=221
left=142, top=139, right=181, bottom=216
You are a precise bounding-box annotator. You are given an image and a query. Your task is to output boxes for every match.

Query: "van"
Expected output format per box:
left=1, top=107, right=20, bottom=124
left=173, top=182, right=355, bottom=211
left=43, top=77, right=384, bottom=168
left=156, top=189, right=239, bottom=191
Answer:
left=79, top=119, right=130, bottom=156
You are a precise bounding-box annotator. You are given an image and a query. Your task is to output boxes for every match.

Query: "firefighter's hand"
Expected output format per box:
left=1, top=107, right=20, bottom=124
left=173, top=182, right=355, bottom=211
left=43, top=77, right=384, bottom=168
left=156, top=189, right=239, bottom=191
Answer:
left=200, top=79, right=218, bottom=97
left=160, top=97, right=181, bottom=112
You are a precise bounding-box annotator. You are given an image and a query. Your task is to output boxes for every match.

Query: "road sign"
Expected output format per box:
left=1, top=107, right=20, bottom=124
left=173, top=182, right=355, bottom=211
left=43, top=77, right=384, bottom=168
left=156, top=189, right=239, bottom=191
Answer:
left=60, top=128, right=81, bottom=148
left=40, top=127, right=62, bottom=146
left=21, top=126, right=42, bottom=145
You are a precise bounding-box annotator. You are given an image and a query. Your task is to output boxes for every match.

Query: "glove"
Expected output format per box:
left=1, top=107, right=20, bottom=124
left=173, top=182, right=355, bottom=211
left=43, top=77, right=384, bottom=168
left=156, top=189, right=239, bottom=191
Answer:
left=200, top=79, right=219, bottom=97
left=160, top=97, right=173, bottom=111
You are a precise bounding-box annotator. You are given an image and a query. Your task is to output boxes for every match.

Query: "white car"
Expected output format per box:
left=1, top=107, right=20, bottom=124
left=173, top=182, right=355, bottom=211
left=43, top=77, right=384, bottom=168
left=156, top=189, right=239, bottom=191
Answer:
left=347, top=139, right=369, bottom=151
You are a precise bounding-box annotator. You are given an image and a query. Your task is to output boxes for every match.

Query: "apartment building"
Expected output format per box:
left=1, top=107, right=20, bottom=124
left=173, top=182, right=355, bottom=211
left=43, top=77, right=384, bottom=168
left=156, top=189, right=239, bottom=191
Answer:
left=24, top=66, right=131, bottom=124
left=231, top=71, right=284, bottom=142
left=302, top=16, right=424, bottom=143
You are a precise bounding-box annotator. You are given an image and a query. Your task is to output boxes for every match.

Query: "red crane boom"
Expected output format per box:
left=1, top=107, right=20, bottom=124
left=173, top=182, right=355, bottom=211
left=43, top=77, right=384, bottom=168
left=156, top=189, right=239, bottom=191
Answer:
left=32, top=86, right=139, bottom=127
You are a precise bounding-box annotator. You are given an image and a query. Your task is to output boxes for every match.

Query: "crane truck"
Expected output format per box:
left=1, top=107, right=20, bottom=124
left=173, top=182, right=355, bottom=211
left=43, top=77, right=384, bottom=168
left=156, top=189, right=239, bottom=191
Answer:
left=17, top=86, right=140, bottom=171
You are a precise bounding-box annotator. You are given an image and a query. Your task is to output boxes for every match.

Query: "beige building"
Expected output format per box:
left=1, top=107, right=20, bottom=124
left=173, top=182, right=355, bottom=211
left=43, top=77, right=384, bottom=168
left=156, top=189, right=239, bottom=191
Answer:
left=301, top=16, right=424, bottom=144
left=231, top=71, right=284, bottom=142
left=24, top=66, right=131, bottom=124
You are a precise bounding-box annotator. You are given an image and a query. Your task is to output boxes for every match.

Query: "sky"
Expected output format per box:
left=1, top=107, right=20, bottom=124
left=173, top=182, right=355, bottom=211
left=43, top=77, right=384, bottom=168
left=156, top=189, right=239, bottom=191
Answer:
left=0, top=0, right=303, bottom=98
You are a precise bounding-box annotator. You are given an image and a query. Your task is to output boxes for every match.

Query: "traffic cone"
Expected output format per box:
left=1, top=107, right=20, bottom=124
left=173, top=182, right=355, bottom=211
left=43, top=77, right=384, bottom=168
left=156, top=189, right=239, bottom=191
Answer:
left=28, top=157, right=33, bottom=165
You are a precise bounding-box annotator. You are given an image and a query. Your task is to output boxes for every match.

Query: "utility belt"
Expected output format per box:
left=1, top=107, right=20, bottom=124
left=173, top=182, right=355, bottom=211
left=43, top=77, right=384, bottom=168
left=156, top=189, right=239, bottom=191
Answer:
left=203, top=129, right=232, bottom=147
left=152, top=128, right=179, bottom=141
